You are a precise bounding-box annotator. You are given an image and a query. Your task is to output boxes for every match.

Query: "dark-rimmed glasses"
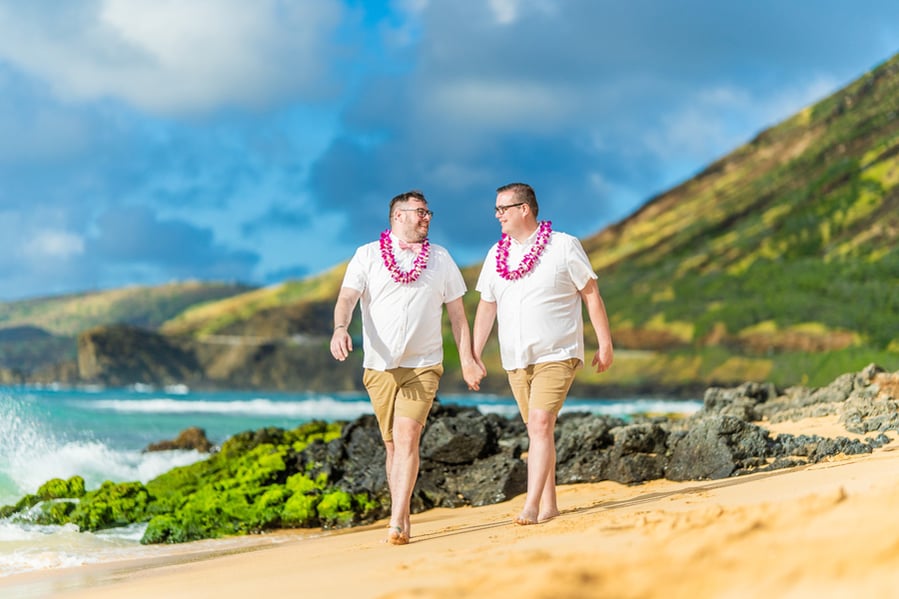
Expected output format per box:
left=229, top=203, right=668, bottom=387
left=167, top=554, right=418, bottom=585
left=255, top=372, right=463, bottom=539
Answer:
left=398, top=208, right=434, bottom=219
left=495, top=202, right=525, bottom=215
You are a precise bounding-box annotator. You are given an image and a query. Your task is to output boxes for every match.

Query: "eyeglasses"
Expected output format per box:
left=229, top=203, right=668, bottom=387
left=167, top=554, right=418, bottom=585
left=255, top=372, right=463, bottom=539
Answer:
left=398, top=208, right=434, bottom=219
left=495, top=202, right=525, bottom=215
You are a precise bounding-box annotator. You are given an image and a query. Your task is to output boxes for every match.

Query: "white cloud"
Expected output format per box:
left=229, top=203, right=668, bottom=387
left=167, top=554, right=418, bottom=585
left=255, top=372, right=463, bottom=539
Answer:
left=23, top=230, right=85, bottom=260
left=487, top=0, right=556, bottom=25
left=487, top=0, right=520, bottom=24
left=426, top=78, right=576, bottom=132
left=644, top=75, right=842, bottom=167
left=395, top=0, right=429, bottom=15
left=754, top=75, right=841, bottom=128
left=0, top=0, right=346, bottom=115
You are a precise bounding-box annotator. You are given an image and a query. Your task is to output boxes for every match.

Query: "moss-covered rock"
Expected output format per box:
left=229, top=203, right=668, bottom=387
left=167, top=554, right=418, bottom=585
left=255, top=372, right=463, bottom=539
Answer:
left=134, top=421, right=351, bottom=542
left=0, top=475, right=86, bottom=519
left=34, top=499, right=78, bottom=525
left=69, top=481, right=153, bottom=531
left=37, top=475, right=86, bottom=500
left=1, top=420, right=383, bottom=544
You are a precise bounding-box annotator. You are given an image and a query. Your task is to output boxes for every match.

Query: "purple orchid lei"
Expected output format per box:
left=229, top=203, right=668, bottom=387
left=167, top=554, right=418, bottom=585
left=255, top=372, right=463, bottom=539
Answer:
left=379, top=229, right=430, bottom=284
left=495, top=220, right=552, bottom=281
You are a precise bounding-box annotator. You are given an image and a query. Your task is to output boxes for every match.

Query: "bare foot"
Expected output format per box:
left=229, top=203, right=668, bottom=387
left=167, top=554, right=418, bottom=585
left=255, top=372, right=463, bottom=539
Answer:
left=514, top=512, right=538, bottom=525
left=538, top=509, right=560, bottom=523
left=386, top=525, right=409, bottom=545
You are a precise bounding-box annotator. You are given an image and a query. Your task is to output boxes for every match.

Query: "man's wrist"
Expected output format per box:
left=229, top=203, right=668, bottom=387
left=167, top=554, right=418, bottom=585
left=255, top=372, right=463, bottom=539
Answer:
left=334, top=324, right=347, bottom=330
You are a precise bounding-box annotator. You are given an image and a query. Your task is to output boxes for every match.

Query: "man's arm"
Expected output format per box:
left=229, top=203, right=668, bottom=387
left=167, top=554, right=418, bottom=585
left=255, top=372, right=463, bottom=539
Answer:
left=471, top=299, right=497, bottom=377
left=445, top=297, right=485, bottom=390
left=579, top=278, right=613, bottom=373
left=330, top=286, right=362, bottom=362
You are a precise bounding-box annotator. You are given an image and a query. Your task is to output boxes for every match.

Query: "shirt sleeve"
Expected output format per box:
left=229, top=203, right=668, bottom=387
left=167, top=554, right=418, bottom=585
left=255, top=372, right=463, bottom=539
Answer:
left=566, top=235, right=598, bottom=290
left=341, top=247, right=369, bottom=292
left=475, top=246, right=497, bottom=302
left=442, top=251, right=467, bottom=303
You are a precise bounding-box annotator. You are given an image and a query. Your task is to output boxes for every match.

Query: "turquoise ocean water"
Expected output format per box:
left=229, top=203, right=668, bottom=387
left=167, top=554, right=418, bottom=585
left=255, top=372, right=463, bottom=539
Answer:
left=0, top=385, right=701, bottom=578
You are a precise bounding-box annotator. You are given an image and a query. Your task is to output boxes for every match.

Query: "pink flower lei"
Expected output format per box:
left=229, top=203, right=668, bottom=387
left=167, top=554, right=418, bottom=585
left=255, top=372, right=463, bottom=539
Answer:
left=379, top=230, right=430, bottom=284
left=496, top=220, right=552, bottom=281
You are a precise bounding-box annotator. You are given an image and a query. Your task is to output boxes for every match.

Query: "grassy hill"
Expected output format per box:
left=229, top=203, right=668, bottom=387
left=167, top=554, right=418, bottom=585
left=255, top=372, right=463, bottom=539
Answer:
left=159, top=266, right=345, bottom=338
left=0, top=281, right=254, bottom=336
left=577, top=52, right=899, bottom=391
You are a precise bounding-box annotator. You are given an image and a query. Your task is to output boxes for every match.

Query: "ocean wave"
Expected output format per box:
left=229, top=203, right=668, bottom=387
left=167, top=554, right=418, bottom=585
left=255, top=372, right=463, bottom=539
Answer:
left=0, top=521, right=149, bottom=577
left=441, top=395, right=702, bottom=418
left=84, top=397, right=375, bottom=419
left=1, top=393, right=207, bottom=504
left=563, top=398, right=702, bottom=417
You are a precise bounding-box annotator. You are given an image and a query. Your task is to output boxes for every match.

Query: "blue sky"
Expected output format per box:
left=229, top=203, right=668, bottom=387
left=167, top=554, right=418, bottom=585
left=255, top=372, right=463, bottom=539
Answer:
left=0, top=1, right=897, bottom=301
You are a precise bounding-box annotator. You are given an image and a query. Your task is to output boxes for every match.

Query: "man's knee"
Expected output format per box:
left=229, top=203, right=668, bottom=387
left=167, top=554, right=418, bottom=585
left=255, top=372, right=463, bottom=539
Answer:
left=527, top=409, right=556, bottom=435
left=392, top=417, right=424, bottom=446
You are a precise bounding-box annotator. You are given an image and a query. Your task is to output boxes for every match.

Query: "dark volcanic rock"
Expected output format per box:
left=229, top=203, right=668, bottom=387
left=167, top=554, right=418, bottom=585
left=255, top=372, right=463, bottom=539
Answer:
left=555, top=414, right=621, bottom=484
left=314, top=366, right=897, bottom=518
left=144, top=427, right=214, bottom=453
left=606, top=423, right=669, bottom=483
left=421, top=408, right=496, bottom=464
left=666, top=416, right=771, bottom=481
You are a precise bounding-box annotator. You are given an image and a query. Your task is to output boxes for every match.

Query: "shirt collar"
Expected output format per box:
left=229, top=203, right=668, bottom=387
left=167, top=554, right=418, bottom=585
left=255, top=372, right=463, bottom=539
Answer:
left=509, top=225, right=541, bottom=247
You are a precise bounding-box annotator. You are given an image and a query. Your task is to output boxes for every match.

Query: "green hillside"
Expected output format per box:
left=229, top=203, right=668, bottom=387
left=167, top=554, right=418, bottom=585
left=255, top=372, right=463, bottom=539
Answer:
left=579, top=52, right=899, bottom=390
left=160, top=266, right=345, bottom=338
left=0, top=281, right=254, bottom=336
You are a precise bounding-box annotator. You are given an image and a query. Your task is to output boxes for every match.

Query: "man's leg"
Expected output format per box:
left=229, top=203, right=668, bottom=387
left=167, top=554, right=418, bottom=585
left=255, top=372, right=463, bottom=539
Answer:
left=386, top=365, right=440, bottom=542
left=363, top=367, right=408, bottom=542
left=517, top=408, right=558, bottom=524
left=384, top=440, right=395, bottom=486
left=534, top=409, right=560, bottom=522
left=387, top=416, right=424, bottom=542
left=512, top=359, right=578, bottom=525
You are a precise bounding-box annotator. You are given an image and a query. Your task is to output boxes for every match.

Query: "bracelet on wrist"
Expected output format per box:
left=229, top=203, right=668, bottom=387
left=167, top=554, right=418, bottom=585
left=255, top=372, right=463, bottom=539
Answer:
left=334, top=324, right=347, bottom=330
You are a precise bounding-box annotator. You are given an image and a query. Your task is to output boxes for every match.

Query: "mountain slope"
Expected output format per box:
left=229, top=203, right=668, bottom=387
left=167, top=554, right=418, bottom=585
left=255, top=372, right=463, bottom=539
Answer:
left=159, top=265, right=345, bottom=338
left=0, top=281, right=254, bottom=336
left=579, top=52, right=899, bottom=388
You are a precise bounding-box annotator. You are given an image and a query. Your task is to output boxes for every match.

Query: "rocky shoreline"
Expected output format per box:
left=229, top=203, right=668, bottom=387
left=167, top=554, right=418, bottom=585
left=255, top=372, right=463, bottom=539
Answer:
left=2, top=364, right=896, bottom=544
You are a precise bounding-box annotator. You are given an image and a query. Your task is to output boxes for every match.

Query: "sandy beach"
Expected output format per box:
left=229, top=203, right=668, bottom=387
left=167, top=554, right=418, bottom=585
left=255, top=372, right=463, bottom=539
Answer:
left=3, top=415, right=899, bottom=599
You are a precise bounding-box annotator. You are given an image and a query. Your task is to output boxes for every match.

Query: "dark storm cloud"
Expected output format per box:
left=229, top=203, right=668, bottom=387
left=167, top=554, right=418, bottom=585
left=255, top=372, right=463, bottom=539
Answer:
left=306, top=1, right=899, bottom=266
left=89, top=205, right=258, bottom=279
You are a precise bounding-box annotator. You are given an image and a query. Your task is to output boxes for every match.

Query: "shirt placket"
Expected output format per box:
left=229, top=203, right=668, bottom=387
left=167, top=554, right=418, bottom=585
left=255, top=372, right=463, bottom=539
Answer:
left=510, top=239, right=527, bottom=365
left=394, top=247, right=419, bottom=361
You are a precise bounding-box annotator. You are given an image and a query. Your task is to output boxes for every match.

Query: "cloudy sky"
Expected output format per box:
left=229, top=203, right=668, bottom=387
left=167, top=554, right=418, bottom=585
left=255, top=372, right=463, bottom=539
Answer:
left=0, top=1, right=897, bottom=301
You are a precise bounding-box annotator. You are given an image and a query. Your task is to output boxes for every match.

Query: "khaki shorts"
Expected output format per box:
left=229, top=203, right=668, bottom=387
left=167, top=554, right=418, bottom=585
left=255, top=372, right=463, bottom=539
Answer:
left=363, top=364, right=444, bottom=441
left=507, top=358, right=582, bottom=423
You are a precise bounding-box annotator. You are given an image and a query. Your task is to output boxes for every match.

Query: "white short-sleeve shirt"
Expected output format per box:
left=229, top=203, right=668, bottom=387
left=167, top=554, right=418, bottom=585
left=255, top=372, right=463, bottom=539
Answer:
left=342, top=234, right=467, bottom=371
left=476, top=229, right=597, bottom=371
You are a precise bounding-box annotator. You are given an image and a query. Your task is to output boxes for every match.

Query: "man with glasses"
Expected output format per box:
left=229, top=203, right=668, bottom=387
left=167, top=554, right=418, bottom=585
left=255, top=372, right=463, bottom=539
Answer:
left=472, top=182, right=613, bottom=526
left=330, top=190, right=484, bottom=545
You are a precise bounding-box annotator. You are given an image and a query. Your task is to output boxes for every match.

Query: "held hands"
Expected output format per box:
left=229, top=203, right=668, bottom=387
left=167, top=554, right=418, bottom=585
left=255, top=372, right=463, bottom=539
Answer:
left=462, top=357, right=487, bottom=391
left=330, top=328, right=353, bottom=361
